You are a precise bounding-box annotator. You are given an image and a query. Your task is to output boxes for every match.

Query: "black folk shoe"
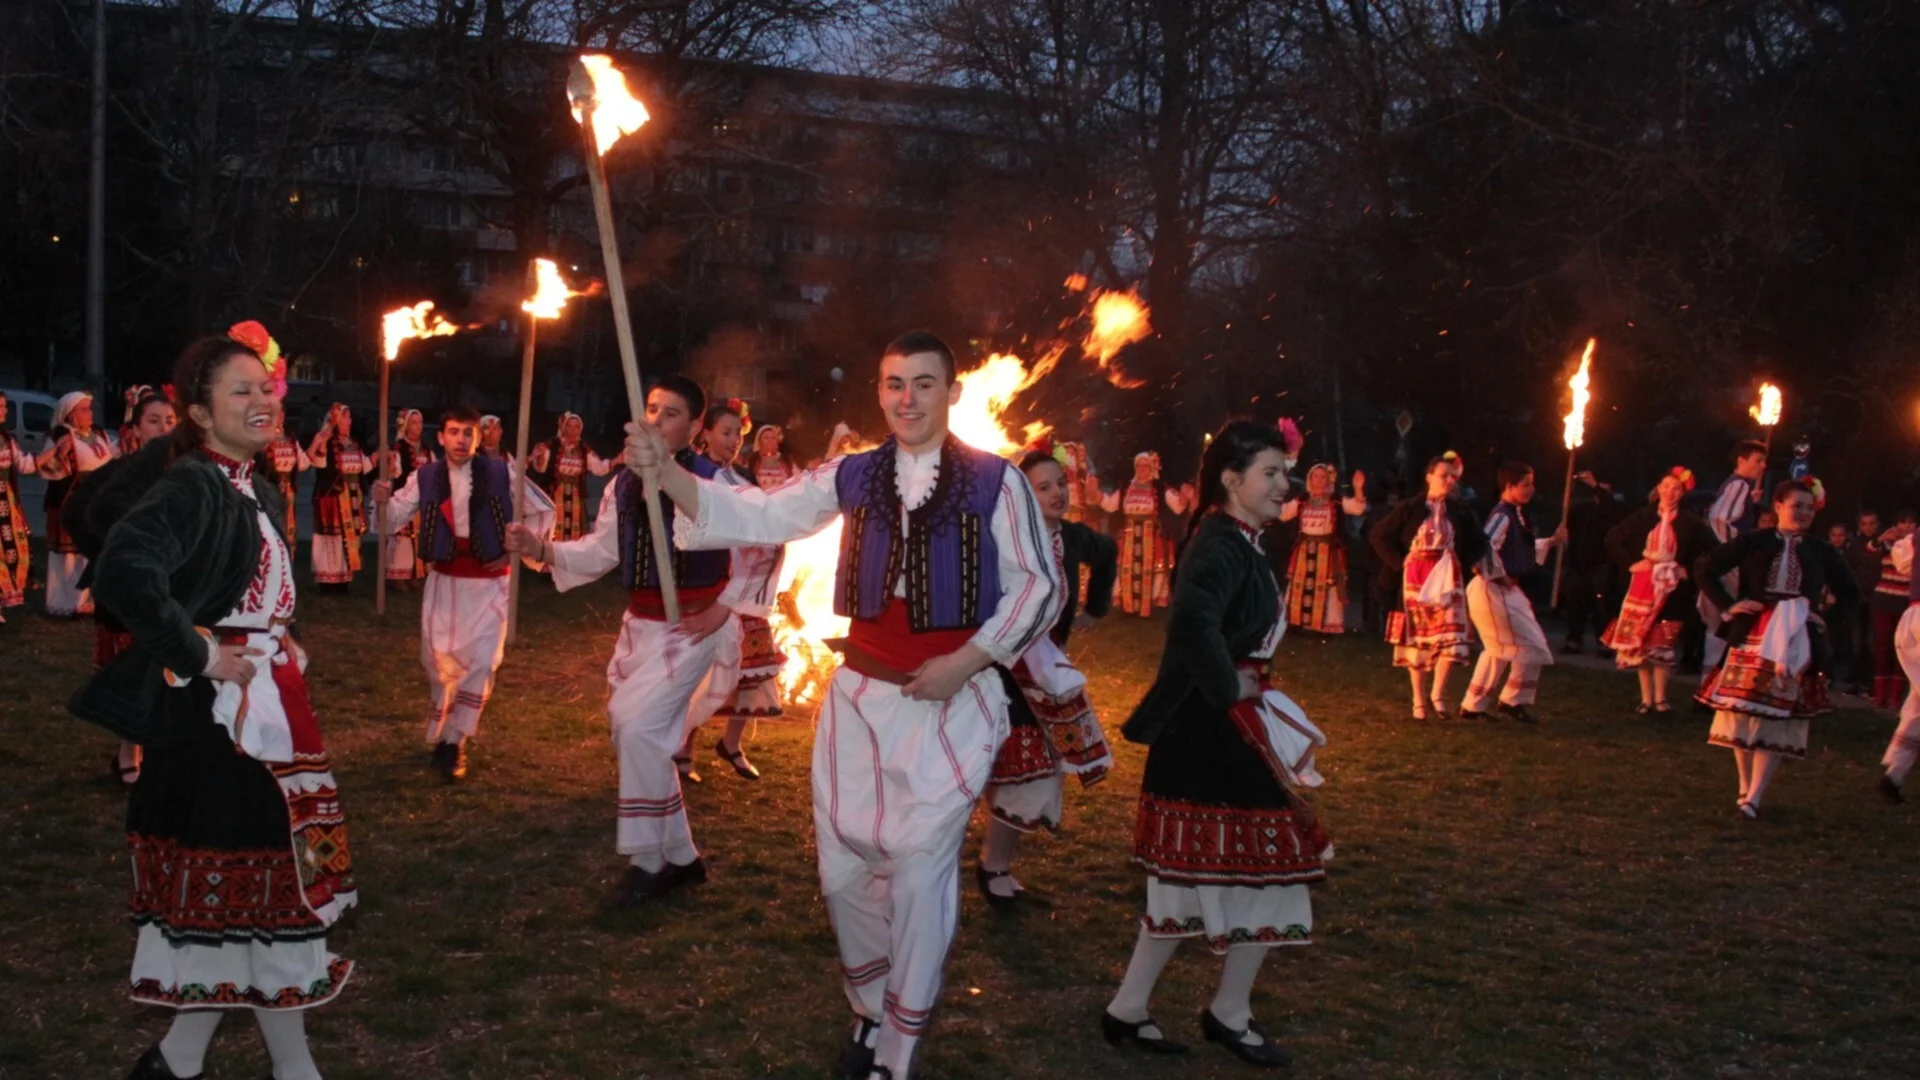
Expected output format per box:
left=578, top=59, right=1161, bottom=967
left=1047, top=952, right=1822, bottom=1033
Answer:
left=716, top=738, right=760, bottom=780
left=128, top=1045, right=201, bottom=1080
left=1200, top=1009, right=1292, bottom=1067
left=1498, top=703, right=1540, bottom=725
left=974, top=865, right=1022, bottom=911
left=839, top=1015, right=881, bottom=1079
left=1102, top=1010, right=1191, bottom=1054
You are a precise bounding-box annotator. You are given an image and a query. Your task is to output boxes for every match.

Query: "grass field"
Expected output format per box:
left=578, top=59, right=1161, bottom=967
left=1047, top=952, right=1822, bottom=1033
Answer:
left=4, top=573, right=1920, bottom=1080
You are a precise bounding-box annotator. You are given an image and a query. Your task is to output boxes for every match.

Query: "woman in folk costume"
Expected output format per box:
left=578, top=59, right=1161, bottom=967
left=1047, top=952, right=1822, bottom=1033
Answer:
left=1602, top=467, right=1715, bottom=714
left=476, top=411, right=506, bottom=457
left=68, top=390, right=177, bottom=787
left=1876, top=528, right=1920, bottom=802
left=382, top=408, right=434, bottom=590
left=1866, top=514, right=1918, bottom=708
left=1057, top=440, right=1099, bottom=525
left=1103, top=421, right=1331, bottom=1069
left=263, top=414, right=310, bottom=544
left=1694, top=479, right=1858, bottom=820
left=74, top=331, right=356, bottom=1080
left=1277, top=463, right=1367, bottom=634
left=749, top=422, right=796, bottom=488
left=306, top=403, right=369, bottom=592
left=117, top=385, right=159, bottom=454
left=527, top=411, right=611, bottom=544
left=1369, top=452, right=1487, bottom=720
left=680, top=399, right=786, bottom=782
left=1107, top=451, right=1188, bottom=616
left=39, top=389, right=118, bottom=616
left=0, top=390, right=38, bottom=622
left=977, top=444, right=1118, bottom=908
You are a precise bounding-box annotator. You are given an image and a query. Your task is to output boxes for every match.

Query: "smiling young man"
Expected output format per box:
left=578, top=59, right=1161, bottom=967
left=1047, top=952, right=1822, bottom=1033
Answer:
left=622, top=331, right=1060, bottom=1080
left=504, top=377, right=779, bottom=906
left=374, top=405, right=553, bottom=782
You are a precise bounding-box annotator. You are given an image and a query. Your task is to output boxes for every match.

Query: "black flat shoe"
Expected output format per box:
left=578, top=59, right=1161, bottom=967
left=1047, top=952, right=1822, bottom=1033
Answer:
left=975, top=865, right=1022, bottom=910
left=1200, top=1008, right=1292, bottom=1067
left=1880, top=775, right=1905, bottom=805
left=431, top=741, right=469, bottom=783
left=662, top=857, right=708, bottom=892
left=608, top=865, right=671, bottom=908
left=128, top=1045, right=201, bottom=1080
left=673, top=753, right=703, bottom=785
left=839, top=1015, right=880, bottom=1079
left=1102, top=1010, right=1190, bottom=1054
left=1459, top=708, right=1488, bottom=720
left=716, top=738, right=760, bottom=781
left=1498, top=703, right=1539, bottom=725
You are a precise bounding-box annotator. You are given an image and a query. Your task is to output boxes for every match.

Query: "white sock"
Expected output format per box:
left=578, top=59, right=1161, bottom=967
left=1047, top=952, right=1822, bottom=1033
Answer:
left=630, top=852, right=666, bottom=873
left=1747, top=750, right=1784, bottom=809
left=1208, top=947, right=1268, bottom=1032
left=1108, top=927, right=1181, bottom=1023
left=158, top=1009, right=224, bottom=1077
left=254, top=1008, right=321, bottom=1080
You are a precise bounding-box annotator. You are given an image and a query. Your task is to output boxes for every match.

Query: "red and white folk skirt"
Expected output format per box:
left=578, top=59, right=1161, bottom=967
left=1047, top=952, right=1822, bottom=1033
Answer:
left=127, top=637, right=356, bottom=1009
left=1697, top=605, right=1830, bottom=759
left=716, top=614, right=786, bottom=720
left=986, top=638, right=1112, bottom=832
left=1131, top=668, right=1329, bottom=953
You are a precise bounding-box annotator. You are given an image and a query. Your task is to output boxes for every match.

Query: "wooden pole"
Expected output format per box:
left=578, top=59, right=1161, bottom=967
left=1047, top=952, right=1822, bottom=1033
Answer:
left=375, top=357, right=390, bottom=616
left=573, top=81, right=679, bottom=622
left=1549, top=447, right=1576, bottom=608
left=507, top=300, right=537, bottom=644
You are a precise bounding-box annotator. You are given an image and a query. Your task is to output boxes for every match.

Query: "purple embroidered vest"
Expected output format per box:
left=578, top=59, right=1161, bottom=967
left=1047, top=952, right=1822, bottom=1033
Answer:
left=1489, top=501, right=1538, bottom=578
left=617, top=450, right=730, bottom=593
left=833, top=436, right=1005, bottom=631
left=416, top=458, right=511, bottom=564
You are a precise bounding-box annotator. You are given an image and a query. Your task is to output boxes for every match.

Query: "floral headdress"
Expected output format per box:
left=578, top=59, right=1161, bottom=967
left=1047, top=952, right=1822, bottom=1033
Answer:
left=1806, top=476, right=1827, bottom=511
left=1024, top=434, right=1071, bottom=471
left=1276, top=417, right=1304, bottom=463
left=1668, top=466, right=1696, bottom=492
left=725, top=397, right=752, bottom=436
left=227, top=320, right=285, bottom=398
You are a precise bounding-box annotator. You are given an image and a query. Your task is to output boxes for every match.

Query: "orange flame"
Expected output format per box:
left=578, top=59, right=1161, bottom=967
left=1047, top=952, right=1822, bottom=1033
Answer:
left=1083, top=288, right=1150, bottom=387
left=952, top=351, right=1058, bottom=456
left=569, top=54, right=651, bottom=157
left=1750, top=382, right=1782, bottom=427
left=381, top=300, right=460, bottom=363
left=521, top=258, right=582, bottom=320
left=1562, top=337, right=1595, bottom=450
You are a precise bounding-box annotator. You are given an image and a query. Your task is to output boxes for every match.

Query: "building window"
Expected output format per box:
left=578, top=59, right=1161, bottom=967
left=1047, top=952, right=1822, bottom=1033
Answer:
left=422, top=145, right=459, bottom=172
left=416, top=196, right=468, bottom=229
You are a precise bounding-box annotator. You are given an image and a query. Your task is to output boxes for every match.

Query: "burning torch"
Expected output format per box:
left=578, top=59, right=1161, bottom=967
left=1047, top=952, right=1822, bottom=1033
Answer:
left=377, top=300, right=460, bottom=616
left=567, top=53, right=679, bottom=621
left=1549, top=338, right=1595, bottom=609
left=509, top=258, right=582, bottom=642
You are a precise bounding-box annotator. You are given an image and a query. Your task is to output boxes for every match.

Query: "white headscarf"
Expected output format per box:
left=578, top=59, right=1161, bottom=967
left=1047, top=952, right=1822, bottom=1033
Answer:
left=52, top=391, right=93, bottom=435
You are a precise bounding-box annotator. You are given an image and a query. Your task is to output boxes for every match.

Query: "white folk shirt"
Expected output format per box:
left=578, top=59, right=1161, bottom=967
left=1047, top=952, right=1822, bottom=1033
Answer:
left=682, top=441, right=1062, bottom=666
left=387, top=459, right=474, bottom=538
left=547, top=464, right=780, bottom=618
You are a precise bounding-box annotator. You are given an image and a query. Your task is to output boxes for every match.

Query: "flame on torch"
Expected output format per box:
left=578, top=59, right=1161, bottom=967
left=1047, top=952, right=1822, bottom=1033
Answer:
left=381, top=300, right=461, bottom=362
left=1084, top=289, right=1151, bottom=388
left=569, top=54, right=651, bottom=156
left=1750, top=382, right=1782, bottom=428
left=1562, top=337, right=1595, bottom=451
left=521, top=258, right=584, bottom=320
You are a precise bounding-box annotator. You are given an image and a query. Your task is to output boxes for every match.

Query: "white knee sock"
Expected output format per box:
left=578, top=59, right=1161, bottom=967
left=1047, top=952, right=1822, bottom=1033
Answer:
left=254, top=1008, right=321, bottom=1080
left=1108, top=928, right=1181, bottom=1023
left=1733, top=747, right=1753, bottom=802
left=1746, top=751, right=1784, bottom=809
left=158, top=1009, right=224, bottom=1077
left=979, top=820, right=1023, bottom=897
left=1208, top=947, right=1269, bottom=1030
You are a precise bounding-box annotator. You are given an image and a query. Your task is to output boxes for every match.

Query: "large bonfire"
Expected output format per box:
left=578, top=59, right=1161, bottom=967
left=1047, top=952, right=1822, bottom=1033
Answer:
left=766, top=284, right=1151, bottom=707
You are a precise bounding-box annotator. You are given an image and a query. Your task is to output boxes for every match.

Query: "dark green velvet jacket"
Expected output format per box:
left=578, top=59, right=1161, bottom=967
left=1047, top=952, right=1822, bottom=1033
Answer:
left=68, top=441, right=285, bottom=746
left=1121, top=512, right=1280, bottom=745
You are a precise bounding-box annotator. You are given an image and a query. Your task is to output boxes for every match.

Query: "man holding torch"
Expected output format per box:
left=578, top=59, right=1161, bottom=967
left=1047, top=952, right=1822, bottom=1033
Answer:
left=618, top=331, right=1061, bottom=1080
left=504, top=376, right=780, bottom=905
left=1701, top=441, right=1770, bottom=670
left=373, top=405, right=553, bottom=782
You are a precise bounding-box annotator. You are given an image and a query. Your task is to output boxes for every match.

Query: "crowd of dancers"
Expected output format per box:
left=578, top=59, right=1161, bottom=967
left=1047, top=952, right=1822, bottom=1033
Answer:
left=17, top=319, right=1919, bottom=1080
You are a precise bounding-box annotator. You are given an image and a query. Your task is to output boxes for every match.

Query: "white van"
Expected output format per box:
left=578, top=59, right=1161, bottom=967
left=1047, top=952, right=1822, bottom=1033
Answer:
left=2, top=388, right=61, bottom=535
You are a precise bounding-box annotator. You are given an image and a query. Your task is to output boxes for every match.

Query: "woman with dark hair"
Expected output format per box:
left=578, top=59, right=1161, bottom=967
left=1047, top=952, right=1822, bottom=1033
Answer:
left=0, top=389, right=38, bottom=622
left=1694, top=479, right=1858, bottom=819
left=1602, top=467, right=1715, bottom=713
left=307, top=402, right=368, bottom=593
left=1104, top=420, right=1331, bottom=1069
left=679, top=399, right=785, bottom=781
left=382, top=407, right=434, bottom=591
left=1369, top=452, right=1488, bottom=720
left=118, top=391, right=176, bottom=457
left=39, top=389, right=118, bottom=615
left=976, top=444, right=1118, bottom=907
left=74, top=327, right=356, bottom=1079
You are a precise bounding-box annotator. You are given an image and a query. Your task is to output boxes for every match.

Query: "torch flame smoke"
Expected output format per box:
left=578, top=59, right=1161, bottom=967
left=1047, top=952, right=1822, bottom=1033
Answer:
left=1562, top=338, right=1595, bottom=451
left=1750, top=382, right=1782, bottom=427
left=381, top=301, right=461, bottom=363
left=570, top=54, right=651, bottom=157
